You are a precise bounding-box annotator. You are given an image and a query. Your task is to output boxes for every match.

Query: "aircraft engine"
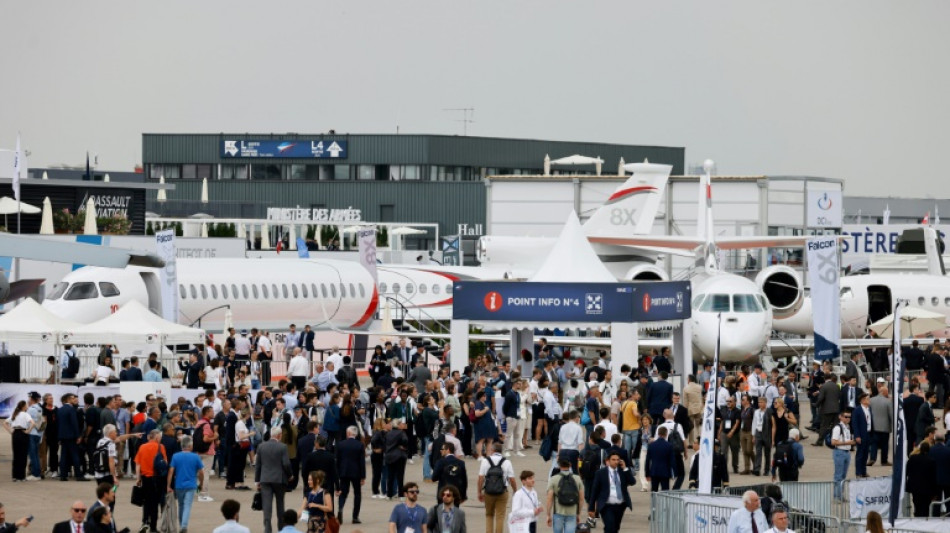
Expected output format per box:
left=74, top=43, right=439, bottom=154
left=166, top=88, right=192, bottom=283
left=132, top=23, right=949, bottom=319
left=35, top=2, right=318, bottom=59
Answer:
left=754, top=265, right=803, bottom=318
left=623, top=264, right=668, bottom=281
left=476, top=235, right=554, bottom=266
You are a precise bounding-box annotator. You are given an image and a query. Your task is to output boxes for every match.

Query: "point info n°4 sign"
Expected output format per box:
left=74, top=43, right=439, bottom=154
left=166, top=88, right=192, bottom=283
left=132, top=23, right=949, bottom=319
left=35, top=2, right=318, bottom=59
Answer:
left=452, top=281, right=691, bottom=323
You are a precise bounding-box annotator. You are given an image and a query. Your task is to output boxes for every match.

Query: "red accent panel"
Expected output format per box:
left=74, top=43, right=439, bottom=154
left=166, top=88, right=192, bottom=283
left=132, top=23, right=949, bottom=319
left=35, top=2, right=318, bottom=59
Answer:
left=350, top=285, right=379, bottom=328
left=607, top=186, right=657, bottom=202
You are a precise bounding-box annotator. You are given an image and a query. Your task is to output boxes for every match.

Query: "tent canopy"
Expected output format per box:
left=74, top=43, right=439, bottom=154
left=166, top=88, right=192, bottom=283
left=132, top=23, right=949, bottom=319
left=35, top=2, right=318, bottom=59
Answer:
left=0, top=298, right=81, bottom=342
left=550, top=154, right=604, bottom=166
left=530, top=210, right=615, bottom=283
left=63, top=300, right=206, bottom=345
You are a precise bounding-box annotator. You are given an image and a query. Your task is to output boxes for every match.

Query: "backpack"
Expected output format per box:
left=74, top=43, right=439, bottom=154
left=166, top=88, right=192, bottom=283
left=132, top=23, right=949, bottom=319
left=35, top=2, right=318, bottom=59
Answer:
left=580, top=406, right=591, bottom=426
left=580, top=446, right=602, bottom=480
left=825, top=423, right=845, bottom=449
left=338, top=366, right=357, bottom=388
left=484, top=457, right=507, bottom=495
left=556, top=472, right=580, bottom=507
left=153, top=444, right=169, bottom=478
left=92, top=441, right=111, bottom=475
left=66, top=350, right=80, bottom=376
left=193, top=421, right=212, bottom=454
left=667, top=426, right=685, bottom=454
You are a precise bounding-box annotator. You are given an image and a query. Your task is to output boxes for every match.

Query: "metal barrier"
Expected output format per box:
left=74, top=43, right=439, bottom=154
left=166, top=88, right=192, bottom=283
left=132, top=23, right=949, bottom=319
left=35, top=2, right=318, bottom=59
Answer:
left=842, top=518, right=950, bottom=533
left=722, top=480, right=841, bottom=518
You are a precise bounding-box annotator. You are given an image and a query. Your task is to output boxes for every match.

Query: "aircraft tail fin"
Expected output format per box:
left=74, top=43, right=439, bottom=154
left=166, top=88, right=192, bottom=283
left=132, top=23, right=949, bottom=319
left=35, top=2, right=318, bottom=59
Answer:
left=582, top=162, right=671, bottom=239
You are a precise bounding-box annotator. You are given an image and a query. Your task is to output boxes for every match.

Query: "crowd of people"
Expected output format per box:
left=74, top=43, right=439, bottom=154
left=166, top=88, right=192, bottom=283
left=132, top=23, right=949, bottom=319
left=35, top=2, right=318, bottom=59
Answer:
left=8, top=327, right=950, bottom=531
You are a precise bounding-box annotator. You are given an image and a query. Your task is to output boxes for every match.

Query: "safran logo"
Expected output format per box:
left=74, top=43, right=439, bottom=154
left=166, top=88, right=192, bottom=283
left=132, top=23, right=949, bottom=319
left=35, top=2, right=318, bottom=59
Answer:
left=484, top=291, right=503, bottom=312
left=643, top=293, right=651, bottom=313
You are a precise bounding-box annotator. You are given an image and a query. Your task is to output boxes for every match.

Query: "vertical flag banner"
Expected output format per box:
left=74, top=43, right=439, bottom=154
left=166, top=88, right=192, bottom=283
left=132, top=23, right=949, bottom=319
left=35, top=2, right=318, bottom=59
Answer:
left=358, top=227, right=378, bottom=283
left=697, top=314, right=721, bottom=494
left=296, top=237, right=310, bottom=258
left=807, top=236, right=840, bottom=361
left=889, top=302, right=907, bottom=525
left=155, top=229, right=179, bottom=323
left=883, top=205, right=891, bottom=225
left=12, top=133, right=21, bottom=201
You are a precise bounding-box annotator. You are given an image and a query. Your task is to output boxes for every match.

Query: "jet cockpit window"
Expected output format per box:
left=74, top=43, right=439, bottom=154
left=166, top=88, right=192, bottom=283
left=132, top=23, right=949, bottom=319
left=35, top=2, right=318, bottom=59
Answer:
left=48, top=282, right=69, bottom=300
left=840, top=288, right=853, bottom=299
left=98, top=282, right=120, bottom=297
left=699, top=294, right=731, bottom=312
left=692, top=295, right=705, bottom=309
left=65, top=282, right=99, bottom=301
left=732, top=294, right=762, bottom=312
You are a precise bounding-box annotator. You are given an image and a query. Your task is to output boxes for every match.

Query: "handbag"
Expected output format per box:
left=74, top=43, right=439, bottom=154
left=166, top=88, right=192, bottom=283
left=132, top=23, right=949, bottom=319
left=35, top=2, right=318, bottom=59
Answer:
left=326, top=514, right=340, bottom=533
left=252, top=491, right=263, bottom=511
left=239, top=440, right=251, bottom=450
left=130, top=484, right=145, bottom=507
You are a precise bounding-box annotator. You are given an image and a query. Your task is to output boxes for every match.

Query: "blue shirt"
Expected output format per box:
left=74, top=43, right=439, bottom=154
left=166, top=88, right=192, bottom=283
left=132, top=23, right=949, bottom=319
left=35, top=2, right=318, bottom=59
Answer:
left=170, top=451, right=204, bottom=490
left=389, top=503, right=426, bottom=533
left=144, top=370, right=163, bottom=382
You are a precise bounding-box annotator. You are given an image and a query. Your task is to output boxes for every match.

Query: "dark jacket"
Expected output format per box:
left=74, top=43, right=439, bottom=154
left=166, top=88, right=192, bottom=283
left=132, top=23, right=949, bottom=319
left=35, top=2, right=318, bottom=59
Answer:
left=903, top=395, right=924, bottom=439
left=589, top=466, right=635, bottom=512
left=302, top=330, right=315, bottom=352
left=672, top=404, right=692, bottom=436
left=127, top=366, right=143, bottom=382
left=688, top=452, right=729, bottom=489
left=838, top=385, right=864, bottom=412
left=432, top=455, right=468, bottom=501
left=301, top=448, right=338, bottom=494
left=335, top=437, right=366, bottom=480
left=503, top=390, right=520, bottom=419
left=645, top=437, right=675, bottom=479
left=905, top=452, right=937, bottom=496
left=57, top=404, right=80, bottom=440
left=384, top=428, right=409, bottom=465
left=915, top=401, right=936, bottom=443
left=928, top=442, right=950, bottom=487
left=647, top=379, right=674, bottom=417
left=851, top=405, right=871, bottom=443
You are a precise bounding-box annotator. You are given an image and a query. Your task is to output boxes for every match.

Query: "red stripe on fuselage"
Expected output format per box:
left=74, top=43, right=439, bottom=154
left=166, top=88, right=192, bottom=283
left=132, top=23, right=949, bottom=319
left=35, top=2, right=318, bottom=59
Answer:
left=607, top=186, right=657, bottom=203
left=350, top=285, right=379, bottom=328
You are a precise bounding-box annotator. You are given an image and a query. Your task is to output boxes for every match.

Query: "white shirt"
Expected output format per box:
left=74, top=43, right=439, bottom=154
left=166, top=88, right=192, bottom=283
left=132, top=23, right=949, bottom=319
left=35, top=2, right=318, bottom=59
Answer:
left=326, top=353, right=344, bottom=376
left=659, top=419, right=685, bottom=442
left=765, top=527, right=795, bottom=533
left=528, top=380, right=540, bottom=405
left=543, top=389, right=562, bottom=418
left=94, top=365, right=113, bottom=382
left=595, top=420, right=619, bottom=442
left=727, top=507, right=769, bottom=533
left=212, top=519, right=252, bottom=533
left=95, top=436, right=117, bottom=478
left=478, top=453, right=516, bottom=488
left=747, top=373, right=761, bottom=396
left=605, top=466, right=624, bottom=505
left=257, top=335, right=272, bottom=354
left=717, top=386, right=731, bottom=408
left=235, top=419, right=250, bottom=442
left=235, top=336, right=251, bottom=356
left=206, top=346, right=218, bottom=361
left=832, top=423, right=853, bottom=451
left=287, top=355, right=309, bottom=377
left=510, top=487, right=541, bottom=522
left=753, top=409, right=766, bottom=435
left=10, top=411, right=33, bottom=430
left=558, top=421, right=584, bottom=451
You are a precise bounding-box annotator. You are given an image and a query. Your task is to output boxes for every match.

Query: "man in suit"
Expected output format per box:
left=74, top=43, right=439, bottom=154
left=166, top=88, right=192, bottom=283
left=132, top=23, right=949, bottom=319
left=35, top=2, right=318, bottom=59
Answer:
left=646, top=426, right=675, bottom=491
left=126, top=357, right=144, bottom=382
left=752, top=396, right=772, bottom=476
left=255, top=426, right=292, bottom=533
left=838, top=376, right=864, bottom=413
left=905, top=340, right=926, bottom=371
left=852, top=393, right=872, bottom=478
left=814, top=373, right=841, bottom=446
left=929, top=434, right=950, bottom=516
left=671, top=392, right=693, bottom=439
left=58, top=393, right=85, bottom=481
left=903, top=383, right=925, bottom=449
left=915, top=391, right=937, bottom=447
left=87, top=483, right=118, bottom=532
left=301, top=324, right=315, bottom=358
left=926, top=348, right=947, bottom=404
left=178, top=353, right=203, bottom=389
left=646, top=371, right=674, bottom=430
left=300, top=435, right=337, bottom=497
left=335, top=426, right=366, bottom=524
left=868, top=382, right=892, bottom=466
left=588, top=451, right=636, bottom=533
left=432, top=442, right=468, bottom=502
left=52, top=501, right=88, bottom=533
left=296, top=421, right=319, bottom=480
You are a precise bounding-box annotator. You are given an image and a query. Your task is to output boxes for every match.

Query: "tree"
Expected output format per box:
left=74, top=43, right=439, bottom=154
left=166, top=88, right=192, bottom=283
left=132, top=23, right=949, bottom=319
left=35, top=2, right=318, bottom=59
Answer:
left=146, top=221, right=154, bottom=235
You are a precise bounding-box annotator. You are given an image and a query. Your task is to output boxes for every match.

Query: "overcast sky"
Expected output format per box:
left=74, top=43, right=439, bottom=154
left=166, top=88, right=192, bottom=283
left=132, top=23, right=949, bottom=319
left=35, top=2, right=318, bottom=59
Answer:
left=1, top=1, right=948, bottom=198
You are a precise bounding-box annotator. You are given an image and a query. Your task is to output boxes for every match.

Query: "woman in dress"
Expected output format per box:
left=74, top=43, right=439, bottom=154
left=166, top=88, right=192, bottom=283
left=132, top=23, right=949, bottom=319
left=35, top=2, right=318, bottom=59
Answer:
left=460, top=391, right=475, bottom=457
left=2, top=400, right=36, bottom=481
left=41, top=393, right=58, bottom=476
left=473, top=390, right=496, bottom=459
left=770, top=397, right=795, bottom=446
left=638, top=414, right=653, bottom=491
left=301, top=470, right=333, bottom=533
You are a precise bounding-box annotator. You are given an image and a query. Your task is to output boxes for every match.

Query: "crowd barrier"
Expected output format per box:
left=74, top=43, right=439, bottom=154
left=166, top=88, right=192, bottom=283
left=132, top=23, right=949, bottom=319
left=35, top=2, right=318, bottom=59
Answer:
left=841, top=518, right=949, bottom=533
left=0, top=382, right=213, bottom=418
left=720, top=480, right=842, bottom=518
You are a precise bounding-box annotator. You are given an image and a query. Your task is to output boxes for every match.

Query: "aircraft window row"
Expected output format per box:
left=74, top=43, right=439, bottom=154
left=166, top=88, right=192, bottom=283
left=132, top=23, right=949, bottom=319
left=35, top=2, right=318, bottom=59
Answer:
left=177, top=281, right=366, bottom=301
left=64, top=282, right=99, bottom=301
left=376, top=282, right=452, bottom=296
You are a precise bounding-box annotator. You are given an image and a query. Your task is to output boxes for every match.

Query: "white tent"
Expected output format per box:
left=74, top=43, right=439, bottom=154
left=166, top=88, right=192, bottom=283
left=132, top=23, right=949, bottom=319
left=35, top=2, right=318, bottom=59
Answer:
left=39, top=197, right=54, bottom=235
left=530, top=210, right=615, bottom=282
left=157, top=175, right=167, bottom=202
left=550, top=154, right=604, bottom=166
left=62, top=300, right=205, bottom=345
left=0, top=298, right=81, bottom=343
left=83, top=197, right=97, bottom=235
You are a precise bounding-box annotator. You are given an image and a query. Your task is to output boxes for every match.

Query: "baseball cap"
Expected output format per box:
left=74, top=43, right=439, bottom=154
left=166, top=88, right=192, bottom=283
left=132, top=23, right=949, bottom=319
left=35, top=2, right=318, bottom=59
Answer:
left=240, top=329, right=248, bottom=335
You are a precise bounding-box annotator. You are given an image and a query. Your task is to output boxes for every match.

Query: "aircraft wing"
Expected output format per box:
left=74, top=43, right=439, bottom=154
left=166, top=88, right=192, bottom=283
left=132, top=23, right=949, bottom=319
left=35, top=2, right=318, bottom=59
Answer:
left=0, top=233, right=165, bottom=268
left=589, top=234, right=845, bottom=252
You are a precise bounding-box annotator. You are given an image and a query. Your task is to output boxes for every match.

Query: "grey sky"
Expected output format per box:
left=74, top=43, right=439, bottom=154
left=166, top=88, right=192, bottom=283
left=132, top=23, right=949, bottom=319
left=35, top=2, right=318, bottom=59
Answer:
left=2, top=1, right=948, bottom=197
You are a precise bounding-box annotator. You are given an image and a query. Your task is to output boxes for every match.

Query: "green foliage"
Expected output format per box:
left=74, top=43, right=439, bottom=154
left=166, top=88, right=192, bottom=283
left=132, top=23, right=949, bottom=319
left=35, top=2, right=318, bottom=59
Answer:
left=175, top=221, right=183, bottom=236
left=146, top=221, right=154, bottom=235
left=377, top=226, right=389, bottom=247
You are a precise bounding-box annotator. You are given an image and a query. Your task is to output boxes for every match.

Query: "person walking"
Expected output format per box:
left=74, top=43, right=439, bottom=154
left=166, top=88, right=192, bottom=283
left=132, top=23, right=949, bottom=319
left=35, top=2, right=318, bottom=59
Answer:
left=134, top=429, right=168, bottom=533
left=645, top=426, right=675, bottom=492
left=388, top=482, right=426, bottom=533
left=868, top=383, right=892, bottom=467
left=478, top=442, right=517, bottom=533
left=256, top=426, right=293, bottom=533
left=504, top=380, right=526, bottom=457
left=771, top=428, right=805, bottom=482
left=432, top=442, right=469, bottom=503
left=427, top=485, right=466, bottom=533
left=831, top=409, right=855, bottom=502
left=58, top=393, right=86, bottom=482
left=814, top=374, right=841, bottom=447
left=167, top=436, right=206, bottom=533
left=300, top=470, right=333, bottom=533
left=546, top=458, right=585, bottom=533
left=752, top=397, right=772, bottom=476
left=588, top=451, right=635, bottom=533
left=852, top=393, right=872, bottom=478
left=510, top=471, right=542, bottom=533
left=384, top=419, right=410, bottom=500
left=335, top=426, right=366, bottom=524
left=906, top=441, right=938, bottom=517
left=212, top=499, right=251, bottom=533
left=193, top=406, right=217, bottom=502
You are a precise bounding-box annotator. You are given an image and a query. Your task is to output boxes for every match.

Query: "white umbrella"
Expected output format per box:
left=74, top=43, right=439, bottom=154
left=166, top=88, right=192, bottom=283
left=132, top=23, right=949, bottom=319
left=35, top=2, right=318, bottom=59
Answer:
left=868, top=307, right=947, bottom=338
left=200, top=177, right=209, bottom=204
left=595, top=157, right=602, bottom=176
left=41, top=171, right=48, bottom=180
left=261, top=223, right=271, bottom=249
left=39, top=197, right=54, bottom=235
left=103, top=173, right=110, bottom=183
left=341, top=225, right=362, bottom=234
left=200, top=222, right=208, bottom=238
left=315, top=225, right=323, bottom=248
left=157, top=175, right=167, bottom=202
left=82, top=197, right=97, bottom=235
left=288, top=224, right=297, bottom=250
left=543, top=154, right=551, bottom=175
left=618, top=157, right=626, bottom=176
left=390, top=226, right=427, bottom=235
left=550, top=154, right=605, bottom=166
left=0, top=196, right=40, bottom=215
left=237, top=223, right=246, bottom=239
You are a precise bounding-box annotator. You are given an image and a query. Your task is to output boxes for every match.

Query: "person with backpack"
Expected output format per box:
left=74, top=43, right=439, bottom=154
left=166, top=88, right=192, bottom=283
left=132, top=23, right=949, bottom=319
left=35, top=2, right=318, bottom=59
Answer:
left=771, top=428, right=805, bottom=482
left=61, top=345, right=80, bottom=380
left=658, top=408, right=686, bottom=489
left=580, top=427, right=610, bottom=508
left=193, top=405, right=218, bottom=503
left=478, top=442, right=516, bottom=533
left=93, top=423, right=140, bottom=490
left=546, top=458, right=585, bottom=533
left=830, top=409, right=856, bottom=501
left=134, top=429, right=168, bottom=533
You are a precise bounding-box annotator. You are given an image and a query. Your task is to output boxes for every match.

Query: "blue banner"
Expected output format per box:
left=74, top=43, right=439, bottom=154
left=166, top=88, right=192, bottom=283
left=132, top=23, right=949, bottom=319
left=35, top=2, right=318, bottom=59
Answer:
left=807, top=236, right=840, bottom=360
left=222, top=139, right=348, bottom=159
left=452, top=281, right=690, bottom=323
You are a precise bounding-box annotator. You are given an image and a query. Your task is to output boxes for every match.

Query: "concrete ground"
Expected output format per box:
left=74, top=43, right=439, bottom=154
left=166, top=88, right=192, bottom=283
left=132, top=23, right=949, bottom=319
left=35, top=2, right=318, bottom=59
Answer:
left=0, top=406, right=932, bottom=533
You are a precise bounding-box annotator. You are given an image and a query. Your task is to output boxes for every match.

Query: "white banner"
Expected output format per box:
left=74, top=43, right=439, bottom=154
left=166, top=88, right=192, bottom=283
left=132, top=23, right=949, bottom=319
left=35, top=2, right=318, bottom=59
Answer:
left=155, top=230, right=179, bottom=323
left=682, top=498, right=742, bottom=533
left=358, top=227, right=378, bottom=283
left=849, top=476, right=893, bottom=518
left=697, top=316, right=721, bottom=493
left=12, top=133, right=21, bottom=201
left=806, top=189, right=843, bottom=227
left=807, top=236, right=840, bottom=361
